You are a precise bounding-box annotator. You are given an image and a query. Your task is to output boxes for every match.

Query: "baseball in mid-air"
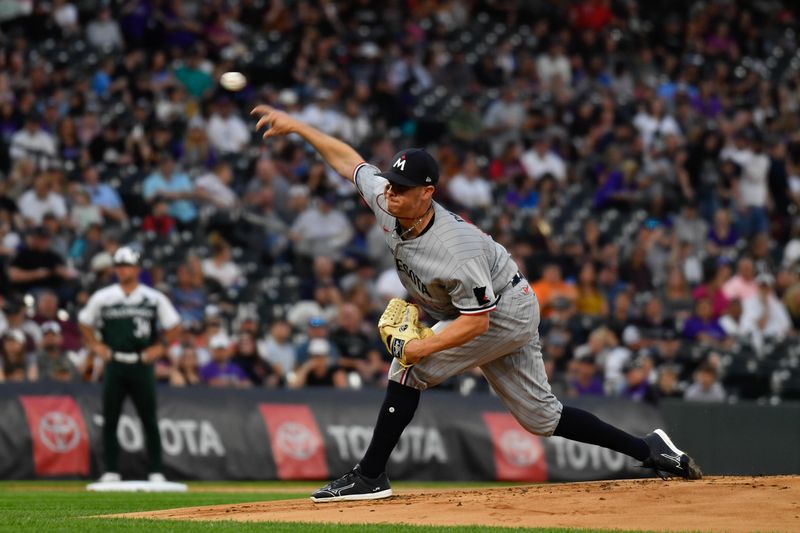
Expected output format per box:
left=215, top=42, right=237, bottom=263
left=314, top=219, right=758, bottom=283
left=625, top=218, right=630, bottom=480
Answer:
left=220, top=71, right=247, bottom=91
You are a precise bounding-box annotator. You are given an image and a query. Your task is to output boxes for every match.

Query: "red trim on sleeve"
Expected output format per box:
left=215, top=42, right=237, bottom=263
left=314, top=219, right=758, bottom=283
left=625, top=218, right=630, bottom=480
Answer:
left=352, top=161, right=367, bottom=181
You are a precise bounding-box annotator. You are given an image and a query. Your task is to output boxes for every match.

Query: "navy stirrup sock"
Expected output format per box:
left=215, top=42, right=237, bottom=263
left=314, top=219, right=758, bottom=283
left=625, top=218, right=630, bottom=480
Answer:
left=553, top=405, right=650, bottom=461
left=359, top=381, right=420, bottom=478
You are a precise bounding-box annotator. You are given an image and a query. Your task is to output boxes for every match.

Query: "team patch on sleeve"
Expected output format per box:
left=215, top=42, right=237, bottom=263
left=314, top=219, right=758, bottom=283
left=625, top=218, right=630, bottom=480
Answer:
left=473, top=286, right=489, bottom=304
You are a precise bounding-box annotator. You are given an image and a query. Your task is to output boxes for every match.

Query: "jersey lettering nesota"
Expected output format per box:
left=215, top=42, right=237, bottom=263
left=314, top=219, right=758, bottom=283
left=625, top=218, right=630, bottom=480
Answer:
left=355, top=163, right=519, bottom=321
left=78, top=284, right=180, bottom=353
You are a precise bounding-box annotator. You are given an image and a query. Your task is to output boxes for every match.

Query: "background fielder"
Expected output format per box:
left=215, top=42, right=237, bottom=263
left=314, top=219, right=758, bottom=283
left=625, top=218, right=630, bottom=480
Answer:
left=78, top=246, right=181, bottom=482
left=250, top=104, right=702, bottom=503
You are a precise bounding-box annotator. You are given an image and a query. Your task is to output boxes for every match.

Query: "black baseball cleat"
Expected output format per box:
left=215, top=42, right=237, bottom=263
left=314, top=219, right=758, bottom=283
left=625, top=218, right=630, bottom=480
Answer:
left=310, top=465, right=393, bottom=503
left=642, top=429, right=703, bottom=480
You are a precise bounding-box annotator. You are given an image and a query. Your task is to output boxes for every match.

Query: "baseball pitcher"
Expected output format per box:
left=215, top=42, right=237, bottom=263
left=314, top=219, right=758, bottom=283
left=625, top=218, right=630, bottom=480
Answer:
left=251, top=104, right=702, bottom=502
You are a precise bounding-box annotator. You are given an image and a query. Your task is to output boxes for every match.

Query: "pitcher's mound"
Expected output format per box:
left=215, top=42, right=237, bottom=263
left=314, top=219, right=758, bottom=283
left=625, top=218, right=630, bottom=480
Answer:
left=120, top=476, right=800, bottom=532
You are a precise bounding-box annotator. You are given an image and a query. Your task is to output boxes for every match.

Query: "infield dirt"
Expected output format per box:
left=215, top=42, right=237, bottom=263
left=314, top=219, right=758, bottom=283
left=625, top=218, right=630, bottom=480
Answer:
left=119, top=475, right=800, bottom=532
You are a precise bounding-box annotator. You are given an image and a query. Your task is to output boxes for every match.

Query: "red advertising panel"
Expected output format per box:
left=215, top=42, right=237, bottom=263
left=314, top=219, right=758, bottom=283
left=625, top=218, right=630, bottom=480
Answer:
left=482, top=412, right=548, bottom=481
left=19, top=396, right=89, bottom=476
left=259, top=403, right=328, bottom=480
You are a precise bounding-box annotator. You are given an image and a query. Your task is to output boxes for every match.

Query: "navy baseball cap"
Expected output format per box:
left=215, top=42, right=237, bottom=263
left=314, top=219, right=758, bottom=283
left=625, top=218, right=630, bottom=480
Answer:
left=377, top=148, right=439, bottom=187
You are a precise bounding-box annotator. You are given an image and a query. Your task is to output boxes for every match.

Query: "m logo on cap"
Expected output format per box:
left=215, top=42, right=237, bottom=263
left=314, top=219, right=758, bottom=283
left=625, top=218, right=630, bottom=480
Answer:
left=393, top=157, right=406, bottom=171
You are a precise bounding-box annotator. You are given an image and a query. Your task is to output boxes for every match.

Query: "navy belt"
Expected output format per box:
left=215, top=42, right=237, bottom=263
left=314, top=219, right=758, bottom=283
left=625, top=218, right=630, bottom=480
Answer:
left=511, top=272, right=524, bottom=287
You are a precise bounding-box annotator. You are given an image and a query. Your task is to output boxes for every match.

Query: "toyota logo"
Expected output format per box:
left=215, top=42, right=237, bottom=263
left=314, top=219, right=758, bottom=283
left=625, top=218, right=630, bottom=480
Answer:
left=39, top=412, right=81, bottom=453
left=275, top=422, right=319, bottom=460
left=499, top=429, right=540, bottom=467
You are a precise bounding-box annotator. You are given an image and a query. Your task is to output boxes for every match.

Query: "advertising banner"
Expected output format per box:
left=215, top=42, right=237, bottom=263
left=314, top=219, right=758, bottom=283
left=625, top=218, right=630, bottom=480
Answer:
left=0, top=384, right=661, bottom=481
left=18, top=395, right=89, bottom=477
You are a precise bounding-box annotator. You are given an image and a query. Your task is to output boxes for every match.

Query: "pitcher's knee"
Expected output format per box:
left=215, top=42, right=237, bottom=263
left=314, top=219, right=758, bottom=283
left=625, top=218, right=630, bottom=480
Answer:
left=509, top=399, right=563, bottom=437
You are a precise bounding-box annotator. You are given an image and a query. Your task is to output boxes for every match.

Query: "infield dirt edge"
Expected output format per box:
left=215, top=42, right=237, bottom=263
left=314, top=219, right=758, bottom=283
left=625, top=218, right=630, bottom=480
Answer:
left=113, top=475, right=800, bottom=532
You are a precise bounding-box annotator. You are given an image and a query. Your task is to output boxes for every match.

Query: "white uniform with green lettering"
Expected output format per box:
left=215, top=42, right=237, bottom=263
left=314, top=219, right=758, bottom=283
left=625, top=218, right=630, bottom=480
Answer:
left=354, top=163, right=563, bottom=436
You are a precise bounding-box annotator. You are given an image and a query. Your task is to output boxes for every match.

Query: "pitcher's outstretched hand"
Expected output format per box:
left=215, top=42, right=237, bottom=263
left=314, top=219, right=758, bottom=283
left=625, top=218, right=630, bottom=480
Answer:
left=251, top=105, right=298, bottom=139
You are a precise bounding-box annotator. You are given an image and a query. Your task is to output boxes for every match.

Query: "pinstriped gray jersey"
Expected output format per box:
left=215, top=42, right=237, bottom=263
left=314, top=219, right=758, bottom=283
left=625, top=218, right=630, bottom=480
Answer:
left=354, top=163, right=519, bottom=321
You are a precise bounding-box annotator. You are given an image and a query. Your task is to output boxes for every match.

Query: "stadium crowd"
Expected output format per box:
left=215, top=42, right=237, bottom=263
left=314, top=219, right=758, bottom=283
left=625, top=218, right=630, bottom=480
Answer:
left=1, top=0, right=800, bottom=403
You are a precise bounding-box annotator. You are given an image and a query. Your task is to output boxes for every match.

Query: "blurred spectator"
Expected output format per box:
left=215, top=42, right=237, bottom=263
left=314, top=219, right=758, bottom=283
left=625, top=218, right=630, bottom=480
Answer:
left=201, top=239, right=244, bottom=290
left=17, top=174, right=67, bottom=226
left=693, top=259, right=732, bottom=318
left=577, top=326, right=630, bottom=393
left=446, top=95, right=483, bottom=148
left=659, top=267, right=694, bottom=322
left=195, top=162, right=238, bottom=212
left=447, top=153, right=492, bottom=210
left=721, top=131, right=770, bottom=237
left=620, top=355, right=659, bottom=406
left=143, top=153, right=197, bottom=226
left=296, top=316, right=338, bottom=366
left=521, top=133, right=566, bottom=184
left=206, top=98, right=251, bottom=155
left=682, top=297, right=728, bottom=345
left=170, top=264, right=207, bottom=323
left=339, top=98, right=371, bottom=148
left=32, top=290, right=81, bottom=351
left=181, top=116, right=217, bottom=169
left=531, top=263, right=577, bottom=318
left=722, top=257, right=759, bottom=301
left=10, top=114, right=57, bottom=167
left=620, top=243, right=654, bottom=292
left=33, top=321, right=78, bottom=382
left=298, top=89, right=344, bottom=137
left=8, top=226, right=76, bottom=299
left=606, top=291, right=634, bottom=338
left=88, top=122, right=129, bottom=166
left=68, top=186, right=102, bottom=234
left=232, top=332, right=280, bottom=387
left=290, top=194, right=354, bottom=261
left=330, top=302, right=382, bottom=385
left=86, top=6, right=124, bottom=50
left=0, top=328, right=36, bottom=382
left=289, top=338, right=347, bottom=388
left=567, top=355, right=604, bottom=397
left=170, top=346, right=201, bottom=387
left=536, top=39, right=571, bottom=91
left=42, top=213, right=71, bottom=259
left=142, top=200, right=176, bottom=238
left=655, top=365, right=684, bottom=400
left=199, top=333, right=249, bottom=387
left=245, top=157, right=291, bottom=219
left=80, top=166, right=127, bottom=225
left=52, top=0, right=79, bottom=35
left=684, top=362, right=726, bottom=403
left=672, top=203, right=707, bottom=254
left=482, top=88, right=525, bottom=157
left=258, top=320, right=297, bottom=379
left=740, top=273, right=792, bottom=351
left=575, top=262, right=608, bottom=317
left=719, top=298, right=746, bottom=340
left=633, top=99, right=681, bottom=151
left=174, top=47, right=214, bottom=100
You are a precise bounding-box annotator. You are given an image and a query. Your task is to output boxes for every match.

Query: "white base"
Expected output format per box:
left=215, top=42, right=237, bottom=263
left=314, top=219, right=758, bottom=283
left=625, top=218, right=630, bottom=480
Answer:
left=86, top=480, right=188, bottom=492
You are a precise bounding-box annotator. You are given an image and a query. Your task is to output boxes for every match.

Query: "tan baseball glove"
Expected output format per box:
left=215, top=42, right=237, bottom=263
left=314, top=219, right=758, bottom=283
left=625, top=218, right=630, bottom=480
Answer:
left=378, top=298, right=434, bottom=368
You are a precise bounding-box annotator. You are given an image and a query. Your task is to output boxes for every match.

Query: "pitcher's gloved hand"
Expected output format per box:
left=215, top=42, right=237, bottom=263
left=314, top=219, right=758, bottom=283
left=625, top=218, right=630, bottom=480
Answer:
left=378, top=298, right=434, bottom=368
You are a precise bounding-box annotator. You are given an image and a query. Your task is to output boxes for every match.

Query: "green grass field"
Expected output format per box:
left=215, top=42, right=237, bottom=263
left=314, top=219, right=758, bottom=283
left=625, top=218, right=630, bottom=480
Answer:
left=0, top=481, right=643, bottom=533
